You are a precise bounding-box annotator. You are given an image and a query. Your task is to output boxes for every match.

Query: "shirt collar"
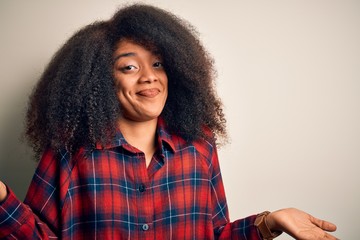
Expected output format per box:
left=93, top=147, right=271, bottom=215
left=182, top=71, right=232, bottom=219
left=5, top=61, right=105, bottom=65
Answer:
left=156, top=117, right=176, bottom=153
left=95, top=117, right=176, bottom=154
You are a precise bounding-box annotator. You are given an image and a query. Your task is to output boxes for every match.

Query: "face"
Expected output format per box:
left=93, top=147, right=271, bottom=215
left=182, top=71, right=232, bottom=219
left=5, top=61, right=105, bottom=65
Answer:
left=113, top=40, right=168, bottom=122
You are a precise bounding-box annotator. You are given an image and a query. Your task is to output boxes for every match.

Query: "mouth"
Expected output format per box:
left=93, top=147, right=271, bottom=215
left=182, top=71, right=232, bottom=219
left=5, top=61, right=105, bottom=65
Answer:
left=136, top=88, right=160, bottom=98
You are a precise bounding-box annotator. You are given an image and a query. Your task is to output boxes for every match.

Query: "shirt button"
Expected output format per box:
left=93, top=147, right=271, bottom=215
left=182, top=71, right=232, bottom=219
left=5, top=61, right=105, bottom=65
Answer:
left=142, top=224, right=149, bottom=231
left=138, top=184, right=146, bottom=193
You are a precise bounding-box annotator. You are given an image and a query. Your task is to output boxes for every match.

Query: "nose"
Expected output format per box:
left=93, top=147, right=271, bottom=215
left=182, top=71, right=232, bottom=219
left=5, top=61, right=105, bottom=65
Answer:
left=139, top=65, right=158, bottom=83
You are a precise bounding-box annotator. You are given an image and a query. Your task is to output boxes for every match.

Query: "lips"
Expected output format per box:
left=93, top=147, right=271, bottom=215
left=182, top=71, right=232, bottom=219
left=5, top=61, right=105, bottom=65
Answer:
left=136, top=88, right=160, bottom=98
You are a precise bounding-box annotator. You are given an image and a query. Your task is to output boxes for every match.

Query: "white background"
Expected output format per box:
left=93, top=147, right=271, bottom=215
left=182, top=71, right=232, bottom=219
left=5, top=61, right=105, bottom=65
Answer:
left=0, top=1, right=359, bottom=239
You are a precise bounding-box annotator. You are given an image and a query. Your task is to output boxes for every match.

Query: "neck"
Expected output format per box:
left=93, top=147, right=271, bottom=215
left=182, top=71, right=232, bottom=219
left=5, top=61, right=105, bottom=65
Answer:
left=118, top=117, right=158, bottom=167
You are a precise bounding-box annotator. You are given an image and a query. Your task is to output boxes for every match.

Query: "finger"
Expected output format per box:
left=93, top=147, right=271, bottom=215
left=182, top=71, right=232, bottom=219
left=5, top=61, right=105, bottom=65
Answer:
left=323, top=232, right=338, bottom=240
left=311, top=215, right=337, bottom=232
left=0, top=181, right=7, bottom=202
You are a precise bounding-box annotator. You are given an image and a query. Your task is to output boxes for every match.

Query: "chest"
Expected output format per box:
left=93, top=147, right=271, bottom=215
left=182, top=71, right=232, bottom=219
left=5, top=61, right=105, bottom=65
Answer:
left=62, top=147, right=213, bottom=238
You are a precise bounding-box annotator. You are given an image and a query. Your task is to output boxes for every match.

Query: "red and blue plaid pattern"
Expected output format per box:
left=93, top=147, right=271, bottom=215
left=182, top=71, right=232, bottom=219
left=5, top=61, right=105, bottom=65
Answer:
left=0, top=121, right=261, bottom=239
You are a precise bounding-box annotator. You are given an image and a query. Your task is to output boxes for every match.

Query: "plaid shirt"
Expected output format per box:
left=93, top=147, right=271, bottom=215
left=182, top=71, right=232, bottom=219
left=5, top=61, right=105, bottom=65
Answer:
left=0, top=120, right=261, bottom=239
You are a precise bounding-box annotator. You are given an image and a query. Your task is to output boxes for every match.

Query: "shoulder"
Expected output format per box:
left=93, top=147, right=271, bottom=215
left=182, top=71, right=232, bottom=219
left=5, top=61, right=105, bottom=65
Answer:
left=168, top=131, right=217, bottom=170
left=36, top=148, right=89, bottom=175
left=179, top=125, right=216, bottom=159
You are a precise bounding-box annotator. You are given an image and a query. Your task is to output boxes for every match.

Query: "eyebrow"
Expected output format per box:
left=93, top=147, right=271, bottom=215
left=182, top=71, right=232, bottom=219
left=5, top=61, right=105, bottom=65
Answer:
left=113, top=52, right=136, bottom=62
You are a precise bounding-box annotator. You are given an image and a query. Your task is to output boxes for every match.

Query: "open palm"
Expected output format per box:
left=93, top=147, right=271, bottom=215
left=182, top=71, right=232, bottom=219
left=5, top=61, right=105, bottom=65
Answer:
left=267, top=208, right=337, bottom=240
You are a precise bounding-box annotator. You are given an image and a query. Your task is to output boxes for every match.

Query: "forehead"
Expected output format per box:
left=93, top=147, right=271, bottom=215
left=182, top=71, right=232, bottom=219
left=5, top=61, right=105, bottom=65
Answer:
left=114, top=38, right=160, bottom=57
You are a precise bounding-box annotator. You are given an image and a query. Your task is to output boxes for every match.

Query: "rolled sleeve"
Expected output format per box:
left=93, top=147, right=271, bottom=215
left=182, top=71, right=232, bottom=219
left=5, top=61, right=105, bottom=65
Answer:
left=0, top=186, right=32, bottom=238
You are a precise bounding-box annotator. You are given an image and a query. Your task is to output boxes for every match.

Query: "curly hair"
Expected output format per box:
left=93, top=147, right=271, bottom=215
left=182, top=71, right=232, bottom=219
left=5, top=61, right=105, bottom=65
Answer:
left=25, top=4, right=227, bottom=158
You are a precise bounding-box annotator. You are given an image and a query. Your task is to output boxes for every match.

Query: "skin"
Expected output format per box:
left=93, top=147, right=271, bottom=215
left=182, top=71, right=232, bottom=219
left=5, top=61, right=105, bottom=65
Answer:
left=113, top=39, right=168, bottom=167
left=0, top=40, right=337, bottom=240
left=0, top=181, right=6, bottom=202
left=267, top=208, right=338, bottom=239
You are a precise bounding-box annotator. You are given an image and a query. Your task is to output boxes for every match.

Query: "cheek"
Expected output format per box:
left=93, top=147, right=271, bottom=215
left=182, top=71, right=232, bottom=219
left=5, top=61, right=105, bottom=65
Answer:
left=114, top=84, right=128, bottom=106
left=114, top=77, right=133, bottom=97
left=116, top=90, right=131, bottom=106
left=114, top=77, right=123, bottom=95
left=163, top=75, right=169, bottom=91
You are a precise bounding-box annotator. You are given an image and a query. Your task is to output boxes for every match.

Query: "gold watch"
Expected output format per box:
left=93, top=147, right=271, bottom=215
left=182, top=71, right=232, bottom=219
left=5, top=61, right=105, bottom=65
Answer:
left=254, top=211, right=282, bottom=240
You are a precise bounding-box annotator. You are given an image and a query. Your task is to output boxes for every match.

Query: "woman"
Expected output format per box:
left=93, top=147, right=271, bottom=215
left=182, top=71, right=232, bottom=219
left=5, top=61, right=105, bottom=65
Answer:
left=0, top=4, right=337, bottom=239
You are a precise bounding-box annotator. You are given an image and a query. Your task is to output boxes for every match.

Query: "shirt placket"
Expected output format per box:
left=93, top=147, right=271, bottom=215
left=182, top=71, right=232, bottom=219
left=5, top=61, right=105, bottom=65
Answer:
left=132, top=152, right=155, bottom=239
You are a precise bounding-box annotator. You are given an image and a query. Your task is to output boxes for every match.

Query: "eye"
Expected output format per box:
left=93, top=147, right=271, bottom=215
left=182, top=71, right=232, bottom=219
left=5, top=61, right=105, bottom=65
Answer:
left=153, top=62, right=164, bottom=68
left=119, top=65, right=138, bottom=72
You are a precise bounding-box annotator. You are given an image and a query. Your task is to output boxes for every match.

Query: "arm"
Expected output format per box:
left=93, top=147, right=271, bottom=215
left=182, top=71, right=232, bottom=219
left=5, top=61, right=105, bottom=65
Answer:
left=209, top=145, right=262, bottom=240
left=0, top=150, right=72, bottom=239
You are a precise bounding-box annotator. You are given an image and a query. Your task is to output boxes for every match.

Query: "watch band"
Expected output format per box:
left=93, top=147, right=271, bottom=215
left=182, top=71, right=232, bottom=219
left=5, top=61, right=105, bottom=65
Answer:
left=254, top=211, right=282, bottom=240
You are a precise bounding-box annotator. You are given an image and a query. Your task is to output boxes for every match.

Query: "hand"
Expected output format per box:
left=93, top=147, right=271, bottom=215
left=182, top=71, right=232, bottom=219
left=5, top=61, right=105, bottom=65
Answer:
left=0, top=181, right=7, bottom=202
left=266, top=208, right=337, bottom=240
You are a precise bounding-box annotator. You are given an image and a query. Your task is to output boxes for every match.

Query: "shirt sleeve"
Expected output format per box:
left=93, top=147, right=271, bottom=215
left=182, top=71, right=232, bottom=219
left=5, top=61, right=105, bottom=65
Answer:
left=0, top=149, right=72, bottom=239
left=209, top=145, right=262, bottom=240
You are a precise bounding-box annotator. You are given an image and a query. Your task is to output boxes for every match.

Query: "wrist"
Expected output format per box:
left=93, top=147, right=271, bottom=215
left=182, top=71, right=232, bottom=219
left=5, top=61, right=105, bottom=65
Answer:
left=255, top=211, right=282, bottom=240
left=266, top=211, right=280, bottom=232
